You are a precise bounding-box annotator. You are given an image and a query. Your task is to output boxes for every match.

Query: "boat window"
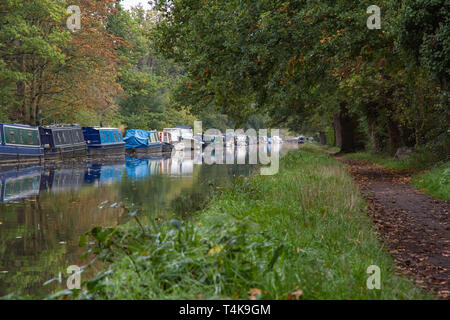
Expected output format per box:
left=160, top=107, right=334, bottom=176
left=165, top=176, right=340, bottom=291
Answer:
left=77, top=130, right=83, bottom=142
left=74, top=130, right=80, bottom=142
left=55, top=131, right=62, bottom=145
left=4, top=175, right=40, bottom=202
left=3, top=126, right=40, bottom=146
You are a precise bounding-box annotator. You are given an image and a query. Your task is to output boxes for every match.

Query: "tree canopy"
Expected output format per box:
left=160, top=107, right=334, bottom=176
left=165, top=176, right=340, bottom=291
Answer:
left=0, top=0, right=447, bottom=159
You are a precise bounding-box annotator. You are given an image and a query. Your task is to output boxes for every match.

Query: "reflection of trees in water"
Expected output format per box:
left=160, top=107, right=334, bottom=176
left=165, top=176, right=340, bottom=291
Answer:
left=169, top=162, right=255, bottom=217
left=119, top=159, right=198, bottom=218
left=119, top=155, right=255, bottom=219
left=0, top=186, right=123, bottom=297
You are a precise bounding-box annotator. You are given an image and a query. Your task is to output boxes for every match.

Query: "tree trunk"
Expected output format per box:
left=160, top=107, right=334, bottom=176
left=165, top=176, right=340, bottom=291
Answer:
left=16, top=80, right=26, bottom=122
left=333, top=113, right=342, bottom=147
left=14, top=53, right=26, bottom=123
left=319, top=131, right=327, bottom=145
left=369, top=119, right=377, bottom=154
left=387, top=116, right=402, bottom=156
left=334, top=103, right=359, bottom=153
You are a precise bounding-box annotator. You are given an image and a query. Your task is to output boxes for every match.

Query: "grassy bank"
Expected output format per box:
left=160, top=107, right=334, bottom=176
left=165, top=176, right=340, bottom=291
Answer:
left=67, top=148, right=431, bottom=300
left=411, top=165, right=450, bottom=201
left=345, top=152, right=416, bottom=170
left=345, top=152, right=449, bottom=201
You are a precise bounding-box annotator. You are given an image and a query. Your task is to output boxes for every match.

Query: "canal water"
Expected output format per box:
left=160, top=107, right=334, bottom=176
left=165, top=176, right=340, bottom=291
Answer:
left=0, top=144, right=292, bottom=297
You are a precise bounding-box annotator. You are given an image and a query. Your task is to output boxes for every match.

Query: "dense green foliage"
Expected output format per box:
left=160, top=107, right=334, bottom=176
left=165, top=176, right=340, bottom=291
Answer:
left=0, top=1, right=233, bottom=130
left=51, top=149, right=430, bottom=299
left=1, top=1, right=446, bottom=150
left=152, top=0, right=448, bottom=159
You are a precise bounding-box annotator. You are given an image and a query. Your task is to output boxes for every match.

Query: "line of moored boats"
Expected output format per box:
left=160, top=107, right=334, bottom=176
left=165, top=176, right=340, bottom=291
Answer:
left=0, top=123, right=284, bottom=167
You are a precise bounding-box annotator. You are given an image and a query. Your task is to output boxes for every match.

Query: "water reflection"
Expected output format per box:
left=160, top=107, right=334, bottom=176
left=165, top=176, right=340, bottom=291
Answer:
left=0, top=167, right=42, bottom=203
left=0, top=144, right=293, bottom=297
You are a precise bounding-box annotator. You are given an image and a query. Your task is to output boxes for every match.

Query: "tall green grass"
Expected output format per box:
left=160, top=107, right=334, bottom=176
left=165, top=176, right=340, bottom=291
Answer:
left=64, top=149, right=431, bottom=300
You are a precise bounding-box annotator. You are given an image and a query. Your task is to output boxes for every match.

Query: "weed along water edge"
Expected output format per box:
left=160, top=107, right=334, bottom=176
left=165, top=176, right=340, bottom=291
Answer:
left=54, top=147, right=431, bottom=300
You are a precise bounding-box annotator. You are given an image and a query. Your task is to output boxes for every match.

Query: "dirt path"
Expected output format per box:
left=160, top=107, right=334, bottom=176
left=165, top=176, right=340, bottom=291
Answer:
left=336, top=157, right=449, bottom=299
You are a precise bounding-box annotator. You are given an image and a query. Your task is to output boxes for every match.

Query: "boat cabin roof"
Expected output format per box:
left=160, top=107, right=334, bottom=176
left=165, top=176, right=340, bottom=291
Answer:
left=43, top=124, right=81, bottom=130
left=0, top=123, right=39, bottom=130
left=84, top=126, right=121, bottom=131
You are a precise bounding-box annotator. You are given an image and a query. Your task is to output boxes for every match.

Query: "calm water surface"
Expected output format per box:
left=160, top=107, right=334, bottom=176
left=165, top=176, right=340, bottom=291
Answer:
left=0, top=144, right=292, bottom=297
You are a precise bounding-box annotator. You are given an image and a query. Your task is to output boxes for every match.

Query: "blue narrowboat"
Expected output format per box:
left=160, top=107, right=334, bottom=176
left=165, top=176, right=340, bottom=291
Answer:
left=82, top=127, right=125, bottom=158
left=39, top=124, right=87, bottom=160
left=124, top=129, right=167, bottom=156
left=0, top=123, right=44, bottom=166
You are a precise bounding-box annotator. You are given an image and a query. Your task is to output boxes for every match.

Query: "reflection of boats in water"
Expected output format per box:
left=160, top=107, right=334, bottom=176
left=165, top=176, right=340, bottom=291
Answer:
left=0, top=167, right=42, bottom=202
left=125, top=156, right=165, bottom=180
left=84, top=163, right=125, bottom=186
left=126, top=153, right=197, bottom=178
left=40, top=167, right=85, bottom=194
left=162, top=151, right=195, bottom=177
left=236, top=145, right=247, bottom=164
left=0, top=144, right=274, bottom=202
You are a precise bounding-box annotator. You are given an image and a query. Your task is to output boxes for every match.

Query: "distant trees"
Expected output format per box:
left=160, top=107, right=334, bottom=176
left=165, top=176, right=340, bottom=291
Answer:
left=0, top=0, right=122, bottom=126
left=152, top=0, right=448, bottom=160
left=106, top=4, right=196, bottom=130
left=0, top=1, right=200, bottom=130
left=1, top=0, right=447, bottom=157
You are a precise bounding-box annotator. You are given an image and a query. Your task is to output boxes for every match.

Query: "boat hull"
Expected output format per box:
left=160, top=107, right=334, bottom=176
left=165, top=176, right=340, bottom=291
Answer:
left=87, top=143, right=125, bottom=159
left=162, top=142, right=174, bottom=153
left=43, top=144, right=87, bottom=161
left=126, top=142, right=165, bottom=156
left=0, top=146, right=44, bottom=167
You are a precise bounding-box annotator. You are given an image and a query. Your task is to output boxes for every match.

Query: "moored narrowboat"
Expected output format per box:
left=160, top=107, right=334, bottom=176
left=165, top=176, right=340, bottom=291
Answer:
left=124, top=129, right=166, bottom=156
left=148, top=130, right=165, bottom=153
left=163, top=127, right=203, bottom=150
left=82, top=127, right=125, bottom=159
left=39, top=125, right=87, bottom=160
left=0, top=123, right=44, bottom=166
left=159, top=131, right=175, bottom=153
